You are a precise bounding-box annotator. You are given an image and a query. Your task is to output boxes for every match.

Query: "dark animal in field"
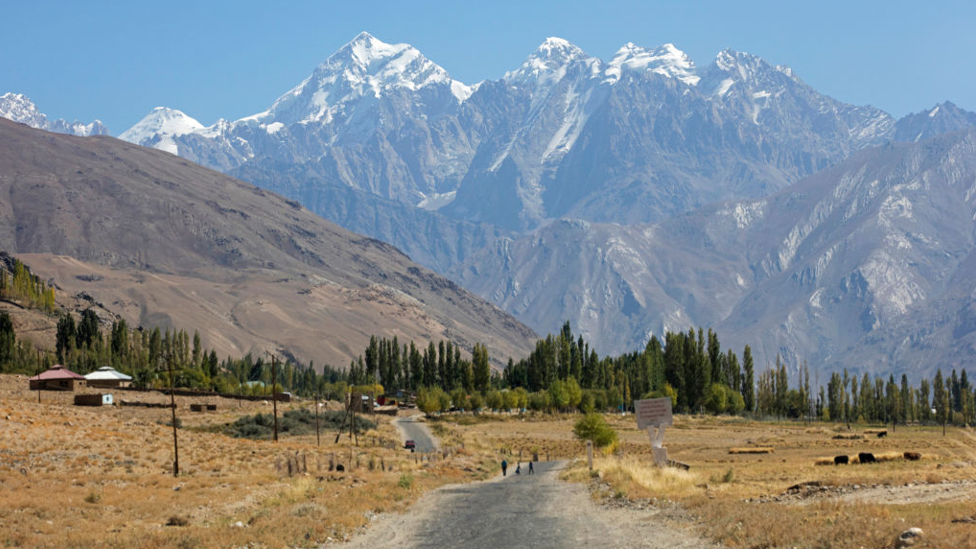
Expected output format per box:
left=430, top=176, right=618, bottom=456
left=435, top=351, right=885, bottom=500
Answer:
left=904, top=452, right=921, bottom=461
left=877, top=431, right=887, bottom=438
left=335, top=464, right=345, bottom=472
left=858, top=452, right=876, bottom=464
left=834, top=455, right=849, bottom=465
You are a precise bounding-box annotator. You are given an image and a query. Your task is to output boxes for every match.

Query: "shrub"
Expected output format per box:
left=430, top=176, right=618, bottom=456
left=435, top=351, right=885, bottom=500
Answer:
left=226, top=409, right=375, bottom=439
left=398, top=473, right=414, bottom=490
left=573, top=413, right=618, bottom=448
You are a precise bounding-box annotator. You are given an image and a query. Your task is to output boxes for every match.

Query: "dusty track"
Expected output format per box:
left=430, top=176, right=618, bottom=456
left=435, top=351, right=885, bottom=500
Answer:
left=393, top=416, right=439, bottom=453
left=337, top=461, right=716, bottom=549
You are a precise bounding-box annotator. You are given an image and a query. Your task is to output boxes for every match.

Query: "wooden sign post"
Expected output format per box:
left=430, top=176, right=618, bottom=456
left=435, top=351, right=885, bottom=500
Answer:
left=634, top=397, right=673, bottom=467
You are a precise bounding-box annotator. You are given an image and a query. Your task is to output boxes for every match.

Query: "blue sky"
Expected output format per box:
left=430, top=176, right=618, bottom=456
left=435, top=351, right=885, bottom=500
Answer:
left=4, top=0, right=973, bottom=134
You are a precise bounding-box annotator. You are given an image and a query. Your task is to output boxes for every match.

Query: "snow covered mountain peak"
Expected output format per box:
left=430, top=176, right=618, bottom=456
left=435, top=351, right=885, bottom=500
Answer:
left=505, top=37, right=594, bottom=84
left=118, top=107, right=204, bottom=155
left=332, top=31, right=413, bottom=69
left=266, top=32, right=473, bottom=125
left=0, top=92, right=109, bottom=136
left=606, top=42, right=699, bottom=85
left=535, top=37, right=584, bottom=57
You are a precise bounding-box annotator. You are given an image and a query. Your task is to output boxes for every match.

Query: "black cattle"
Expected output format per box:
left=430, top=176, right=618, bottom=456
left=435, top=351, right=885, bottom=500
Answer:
left=858, top=452, right=876, bottom=464
left=834, top=455, right=849, bottom=465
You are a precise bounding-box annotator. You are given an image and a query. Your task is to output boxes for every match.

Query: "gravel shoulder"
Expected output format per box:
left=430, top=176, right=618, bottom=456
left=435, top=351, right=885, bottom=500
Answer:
left=336, top=460, right=717, bottom=549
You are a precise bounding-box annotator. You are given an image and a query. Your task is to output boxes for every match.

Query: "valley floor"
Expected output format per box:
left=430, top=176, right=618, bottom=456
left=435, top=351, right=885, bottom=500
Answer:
left=3, top=373, right=976, bottom=549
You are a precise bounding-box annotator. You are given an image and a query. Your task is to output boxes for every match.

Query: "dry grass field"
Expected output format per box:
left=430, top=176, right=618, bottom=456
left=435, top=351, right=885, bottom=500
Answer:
left=0, top=375, right=494, bottom=549
left=448, top=412, right=976, bottom=549
left=5, top=379, right=976, bottom=549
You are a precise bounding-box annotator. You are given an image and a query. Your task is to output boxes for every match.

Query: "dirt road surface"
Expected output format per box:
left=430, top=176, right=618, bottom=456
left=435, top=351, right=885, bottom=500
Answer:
left=393, top=416, right=439, bottom=453
left=338, top=461, right=716, bottom=549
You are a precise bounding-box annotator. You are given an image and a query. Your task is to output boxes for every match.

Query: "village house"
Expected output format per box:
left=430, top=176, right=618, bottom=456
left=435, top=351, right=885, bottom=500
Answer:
left=28, top=365, right=87, bottom=391
left=84, top=366, right=133, bottom=389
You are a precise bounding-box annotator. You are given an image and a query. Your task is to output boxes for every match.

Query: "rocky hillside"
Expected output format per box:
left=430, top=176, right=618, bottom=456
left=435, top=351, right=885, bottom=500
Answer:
left=455, top=128, right=976, bottom=380
left=0, top=118, right=537, bottom=368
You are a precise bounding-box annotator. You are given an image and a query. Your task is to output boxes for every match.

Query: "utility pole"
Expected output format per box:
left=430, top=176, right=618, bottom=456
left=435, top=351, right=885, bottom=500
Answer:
left=267, top=352, right=279, bottom=443
left=35, top=349, right=42, bottom=404
left=165, top=352, right=180, bottom=477
left=315, top=394, right=321, bottom=447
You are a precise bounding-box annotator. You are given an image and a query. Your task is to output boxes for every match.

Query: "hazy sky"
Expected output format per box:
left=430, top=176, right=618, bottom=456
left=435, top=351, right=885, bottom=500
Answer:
left=4, top=0, right=973, bottom=134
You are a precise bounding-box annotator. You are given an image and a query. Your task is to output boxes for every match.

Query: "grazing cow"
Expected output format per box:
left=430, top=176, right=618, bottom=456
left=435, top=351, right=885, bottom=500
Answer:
left=904, top=451, right=921, bottom=461
left=877, top=431, right=887, bottom=438
left=858, top=452, right=876, bottom=464
left=834, top=455, right=849, bottom=465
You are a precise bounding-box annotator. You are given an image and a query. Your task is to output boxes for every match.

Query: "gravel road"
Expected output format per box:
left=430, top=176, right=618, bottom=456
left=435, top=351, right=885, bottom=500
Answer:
left=339, top=461, right=717, bottom=549
left=393, top=416, right=438, bottom=453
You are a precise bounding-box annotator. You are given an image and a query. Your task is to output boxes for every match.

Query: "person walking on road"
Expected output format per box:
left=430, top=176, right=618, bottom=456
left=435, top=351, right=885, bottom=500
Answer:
left=528, top=461, right=534, bottom=474
left=501, top=459, right=508, bottom=476
left=516, top=462, right=521, bottom=475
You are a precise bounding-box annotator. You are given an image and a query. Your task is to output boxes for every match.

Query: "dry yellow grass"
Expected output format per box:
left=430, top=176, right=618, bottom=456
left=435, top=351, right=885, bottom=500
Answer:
left=0, top=375, right=495, bottom=549
left=454, top=412, right=976, bottom=549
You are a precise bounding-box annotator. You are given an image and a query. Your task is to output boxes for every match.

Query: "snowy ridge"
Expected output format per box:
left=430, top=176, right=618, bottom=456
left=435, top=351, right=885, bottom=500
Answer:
left=0, top=92, right=109, bottom=136
left=605, top=43, right=699, bottom=85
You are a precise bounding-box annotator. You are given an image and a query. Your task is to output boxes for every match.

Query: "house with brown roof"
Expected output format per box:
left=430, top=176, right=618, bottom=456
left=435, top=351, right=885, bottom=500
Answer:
left=29, top=365, right=87, bottom=391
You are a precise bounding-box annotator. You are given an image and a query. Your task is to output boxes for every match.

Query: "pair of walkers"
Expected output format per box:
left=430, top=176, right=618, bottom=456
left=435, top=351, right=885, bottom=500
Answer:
left=501, top=459, right=534, bottom=476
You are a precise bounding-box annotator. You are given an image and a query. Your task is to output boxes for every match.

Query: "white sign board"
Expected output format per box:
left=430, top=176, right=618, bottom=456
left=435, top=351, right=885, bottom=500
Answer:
left=634, top=397, right=673, bottom=430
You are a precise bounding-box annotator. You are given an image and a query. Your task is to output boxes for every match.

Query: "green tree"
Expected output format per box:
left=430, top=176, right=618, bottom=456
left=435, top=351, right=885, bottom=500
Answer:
left=503, top=389, right=519, bottom=412
left=55, top=313, right=76, bottom=363
left=573, top=413, right=618, bottom=449
left=472, top=343, right=491, bottom=393
left=704, top=383, right=729, bottom=414
left=486, top=390, right=504, bottom=411
left=450, top=387, right=468, bottom=411
left=934, top=370, right=950, bottom=435
left=469, top=392, right=484, bottom=413
left=0, top=311, right=14, bottom=370
left=742, top=345, right=755, bottom=413
left=548, top=379, right=569, bottom=412
left=76, top=309, right=100, bottom=349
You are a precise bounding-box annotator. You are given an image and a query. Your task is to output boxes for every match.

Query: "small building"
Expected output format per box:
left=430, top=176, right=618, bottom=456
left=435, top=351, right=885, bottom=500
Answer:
left=29, top=365, right=87, bottom=391
left=84, top=366, right=133, bottom=389
left=73, top=393, right=114, bottom=407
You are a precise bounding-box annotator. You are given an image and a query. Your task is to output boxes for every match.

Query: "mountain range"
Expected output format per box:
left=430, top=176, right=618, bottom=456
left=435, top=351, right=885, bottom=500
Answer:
left=118, top=33, right=899, bottom=233
left=6, top=32, right=976, bottom=378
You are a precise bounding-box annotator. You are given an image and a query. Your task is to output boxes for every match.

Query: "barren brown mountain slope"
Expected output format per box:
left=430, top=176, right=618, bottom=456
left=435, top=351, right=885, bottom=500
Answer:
left=0, top=118, right=536, bottom=367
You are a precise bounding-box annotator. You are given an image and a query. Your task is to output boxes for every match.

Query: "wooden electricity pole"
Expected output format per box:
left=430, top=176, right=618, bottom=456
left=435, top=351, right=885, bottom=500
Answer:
left=315, top=394, right=321, bottom=447
left=165, top=353, right=180, bottom=477
left=35, top=349, right=42, bottom=404
left=267, top=352, right=279, bottom=443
